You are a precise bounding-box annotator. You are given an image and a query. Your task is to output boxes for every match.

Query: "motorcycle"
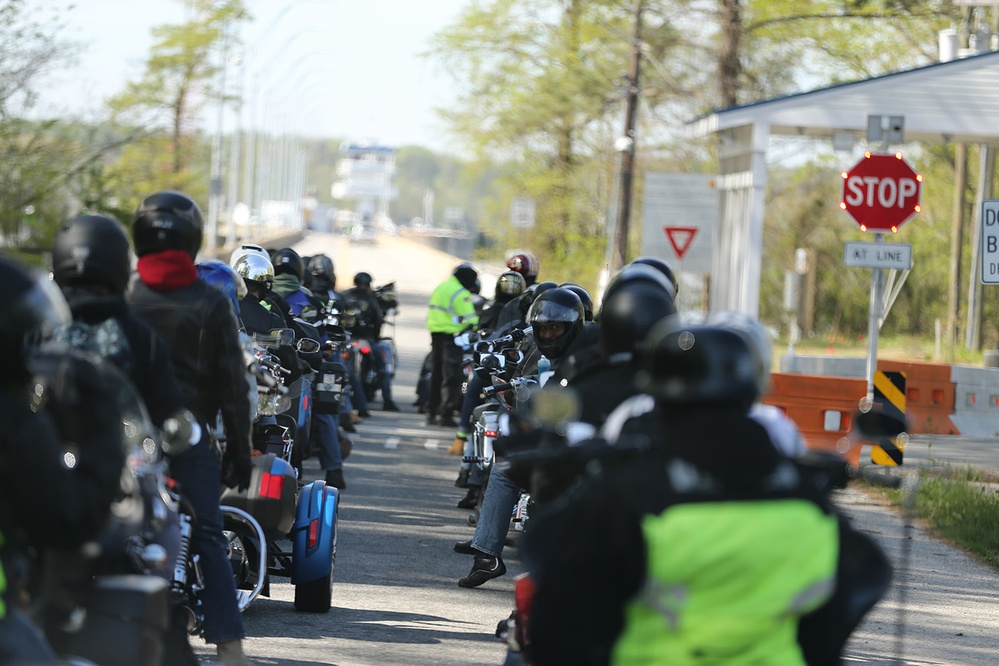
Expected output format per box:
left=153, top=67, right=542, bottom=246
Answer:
left=216, top=340, right=340, bottom=613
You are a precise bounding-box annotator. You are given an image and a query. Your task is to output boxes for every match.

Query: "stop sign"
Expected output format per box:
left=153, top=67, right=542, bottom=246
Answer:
left=840, top=152, right=922, bottom=233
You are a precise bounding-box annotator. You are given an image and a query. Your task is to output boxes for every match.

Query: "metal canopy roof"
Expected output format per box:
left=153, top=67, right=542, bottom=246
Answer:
left=690, top=50, right=999, bottom=145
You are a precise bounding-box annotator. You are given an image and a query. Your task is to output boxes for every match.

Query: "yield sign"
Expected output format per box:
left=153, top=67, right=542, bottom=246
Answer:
left=664, top=226, right=698, bottom=259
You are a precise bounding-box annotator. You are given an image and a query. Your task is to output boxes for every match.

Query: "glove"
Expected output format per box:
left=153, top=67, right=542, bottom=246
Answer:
left=221, top=452, right=253, bottom=492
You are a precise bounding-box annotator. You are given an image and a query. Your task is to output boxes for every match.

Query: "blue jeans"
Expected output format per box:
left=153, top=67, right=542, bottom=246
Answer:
left=376, top=339, right=395, bottom=404
left=169, top=437, right=245, bottom=645
left=349, top=373, right=369, bottom=412
left=314, top=412, right=342, bottom=471
left=471, top=466, right=521, bottom=559
left=0, top=607, right=58, bottom=664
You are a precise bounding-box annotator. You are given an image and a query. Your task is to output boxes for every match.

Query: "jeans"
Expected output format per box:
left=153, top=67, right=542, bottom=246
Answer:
left=375, top=339, right=395, bottom=404
left=0, top=607, right=58, bottom=664
left=471, top=466, right=521, bottom=559
left=349, top=373, right=369, bottom=412
left=314, top=412, right=342, bottom=471
left=169, top=436, right=245, bottom=645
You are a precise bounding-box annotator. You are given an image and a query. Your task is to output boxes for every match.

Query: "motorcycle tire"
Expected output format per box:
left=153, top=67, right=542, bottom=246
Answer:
left=293, top=504, right=338, bottom=613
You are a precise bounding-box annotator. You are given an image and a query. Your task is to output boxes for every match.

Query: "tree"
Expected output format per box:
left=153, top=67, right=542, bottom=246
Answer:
left=107, top=0, right=249, bottom=205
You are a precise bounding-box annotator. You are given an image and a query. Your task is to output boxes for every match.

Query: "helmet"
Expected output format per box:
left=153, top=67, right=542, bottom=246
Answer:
left=452, top=263, right=478, bottom=292
left=197, top=260, right=246, bottom=314
left=308, top=254, right=335, bottom=284
left=704, top=310, right=773, bottom=395
left=353, top=271, right=373, bottom=287
left=636, top=314, right=763, bottom=410
left=527, top=287, right=584, bottom=359
left=506, top=252, right=539, bottom=285
left=271, top=247, right=304, bottom=281
left=632, top=256, right=679, bottom=298
left=232, top=253, right=275, bottom=289
left=603, top=263, right=674, bottom=305
left=598, top=280, right=677, bottom=357
left=519, top=280, right=557, bottom=319
left=558, top=283, right=593, bottom=322
left=0, top=255, right=72, bottom=384
left=132, top=191, right=204, bottom=260
left=495, top=271, right=526, bottom=299
left=52, top=214, right=132, bottom=294
left=229, top=243, right=269, bottom=268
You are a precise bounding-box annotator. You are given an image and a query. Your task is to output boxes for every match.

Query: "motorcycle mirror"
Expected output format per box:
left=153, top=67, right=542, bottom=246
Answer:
left=268, top=328, right=295, bottom=347
left=297, top=338, right=321, bottom=354
left=299, top=305, right=320, bottom=323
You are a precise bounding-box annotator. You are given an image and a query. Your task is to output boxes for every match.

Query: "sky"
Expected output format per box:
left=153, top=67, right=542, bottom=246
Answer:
left=30, top=0, right=465, bottom=152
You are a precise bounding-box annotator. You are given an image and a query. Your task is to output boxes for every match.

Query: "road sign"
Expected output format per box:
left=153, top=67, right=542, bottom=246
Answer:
left=981, top=200, right=999, bottom=284
left=840, top=152, right=922, bottom=233
left=843, top=241, right=912, bottom=270
left=510, top=197, right=535, bottom=229
left=641, top=173, right=717, bottom=272
left=664, top=227, right=698, bottom=259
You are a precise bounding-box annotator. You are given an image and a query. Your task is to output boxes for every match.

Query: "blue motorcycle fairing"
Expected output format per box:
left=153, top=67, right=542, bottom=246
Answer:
left=290, top=479, right=338, bottom=584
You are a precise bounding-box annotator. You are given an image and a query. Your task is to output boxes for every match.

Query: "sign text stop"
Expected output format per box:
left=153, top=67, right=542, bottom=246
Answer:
left=840, top=152, right=922, bottom=233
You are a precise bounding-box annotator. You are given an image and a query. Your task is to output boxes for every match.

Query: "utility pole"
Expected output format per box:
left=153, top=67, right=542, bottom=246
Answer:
left=612, top=0, right=643, bottom=271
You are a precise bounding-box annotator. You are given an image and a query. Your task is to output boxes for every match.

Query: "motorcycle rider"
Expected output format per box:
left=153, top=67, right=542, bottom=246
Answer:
left=126, top=190, right=254, bottom=666
left=426, top=264, right=480, bottom=428
left=522, top=314, right=852, bottom=665
left=0, top=255, right=125, bottom=664
left=454, top=288, right=585, bottom=588
left=344, top=271, right=398, bottom=412
left=50, top=213, right=190, bottom=431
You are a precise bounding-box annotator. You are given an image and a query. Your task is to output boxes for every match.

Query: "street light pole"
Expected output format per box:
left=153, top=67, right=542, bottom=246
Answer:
left=611, top=0, right=643, bottom=272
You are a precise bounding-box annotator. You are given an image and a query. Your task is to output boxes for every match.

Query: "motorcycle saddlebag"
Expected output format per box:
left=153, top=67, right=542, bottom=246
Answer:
left=313, top=359, right=347, bottom=415
left=65, top=574, right=169, bottom=666
left=220, top=453, right=297, bottom=535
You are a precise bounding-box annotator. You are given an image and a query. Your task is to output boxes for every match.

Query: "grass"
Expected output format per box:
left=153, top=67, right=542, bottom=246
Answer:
left=862, top=465, right=999, bottom=571
left=776, top=333, right=987, bottom=366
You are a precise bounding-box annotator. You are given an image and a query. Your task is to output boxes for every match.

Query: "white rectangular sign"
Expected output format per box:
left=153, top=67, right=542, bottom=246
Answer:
left=982, top=200, right=999, bottom=284
left=510, top=197, right=535, bottom=229
left=640, top=173, right=717, bottom=273
left=843, top=241, right=912, bottom=270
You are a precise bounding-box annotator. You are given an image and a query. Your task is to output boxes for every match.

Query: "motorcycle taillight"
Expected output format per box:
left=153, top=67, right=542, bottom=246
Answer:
left=359, top=345, right=371, bottom=355
left=514, top=573, right=536, bottom=649
left=259, top=472, right=284, bottom=499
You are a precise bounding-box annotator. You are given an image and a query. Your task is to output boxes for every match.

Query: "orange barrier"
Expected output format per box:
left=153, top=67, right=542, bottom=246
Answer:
left=876, top=360, right=958, bottom=435
left=762, top=373, right=868, bottom=466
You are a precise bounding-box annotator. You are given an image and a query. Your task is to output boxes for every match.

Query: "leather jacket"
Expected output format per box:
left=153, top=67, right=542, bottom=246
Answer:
left=127, top=278, right=251, bottom=458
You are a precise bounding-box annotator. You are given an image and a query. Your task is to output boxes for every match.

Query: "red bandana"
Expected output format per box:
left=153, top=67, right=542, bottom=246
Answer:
left=137, top=249, right=198, bottom=291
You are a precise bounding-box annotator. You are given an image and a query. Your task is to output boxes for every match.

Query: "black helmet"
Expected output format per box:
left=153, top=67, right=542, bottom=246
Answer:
left=52, top=214, right=132, bottom=294
left=272, top=247, right=304, bottom=281
left=520, top=280, right=557, bottom=319
left=132, top=191, right=204, bottom=260
left=527, top=287, right=584, bottom=359
left=308, top=254, right=335, bottom=284
left=632, top=256, right=679, bottom=298
left=495, top=271, right=526, bottom=299
left=558, top=283, right=593, bottom=322
left=353, top=271, right=373, bottom=287
left=602, top=263, right=674, bottom=308
left=598, top=280, right=677, bottom=357
left=452, top=263, right=478, bottom=291
left=0, top=255, right=71, bottom=385
left=636, top=314, right=763, bottom=410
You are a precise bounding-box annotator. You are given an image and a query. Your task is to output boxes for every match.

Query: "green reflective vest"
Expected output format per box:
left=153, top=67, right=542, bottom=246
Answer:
left=427, top=276, right=478, bottom=334
left=611, top=499, right=839, bottom=665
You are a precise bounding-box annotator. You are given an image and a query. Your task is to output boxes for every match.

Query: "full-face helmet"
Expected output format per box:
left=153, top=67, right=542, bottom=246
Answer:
left=527, top=287, right=584, bottom=359
left=52, top=214, right=132, bottom=294
left=132, top=191, right=204, bottom=260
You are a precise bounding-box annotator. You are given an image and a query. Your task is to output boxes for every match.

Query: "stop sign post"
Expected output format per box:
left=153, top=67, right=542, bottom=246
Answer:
left=839, top=151, right=922, bottom=411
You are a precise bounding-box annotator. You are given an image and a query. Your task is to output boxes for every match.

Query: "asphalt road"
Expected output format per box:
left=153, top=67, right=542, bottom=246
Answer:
left=194, top=230, right=999, bottom=666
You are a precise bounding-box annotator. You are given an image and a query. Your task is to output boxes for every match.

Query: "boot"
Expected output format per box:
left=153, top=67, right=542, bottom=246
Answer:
left=217, top=639, right=251, bottom=666
left=448, top=437, right=465, bottom=456
left=325, top=468, right=346, bottom=490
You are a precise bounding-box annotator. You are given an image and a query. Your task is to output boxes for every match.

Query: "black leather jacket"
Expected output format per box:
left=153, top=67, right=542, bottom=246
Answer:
left=128, top=278, right=251, bottom=459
